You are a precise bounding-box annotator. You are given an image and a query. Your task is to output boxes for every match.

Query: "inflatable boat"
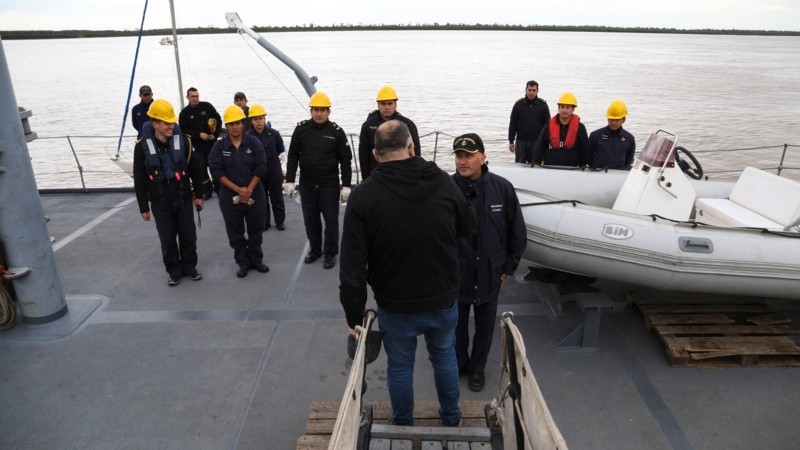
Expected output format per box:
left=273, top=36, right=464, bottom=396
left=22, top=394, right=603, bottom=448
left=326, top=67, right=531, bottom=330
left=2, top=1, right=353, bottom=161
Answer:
left=492, top=130, right=800, bottom=299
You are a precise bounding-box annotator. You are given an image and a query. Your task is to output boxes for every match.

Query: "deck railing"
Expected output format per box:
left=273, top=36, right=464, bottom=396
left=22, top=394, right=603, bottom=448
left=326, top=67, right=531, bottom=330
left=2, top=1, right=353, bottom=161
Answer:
left=25, top=133, right=800, bottom=193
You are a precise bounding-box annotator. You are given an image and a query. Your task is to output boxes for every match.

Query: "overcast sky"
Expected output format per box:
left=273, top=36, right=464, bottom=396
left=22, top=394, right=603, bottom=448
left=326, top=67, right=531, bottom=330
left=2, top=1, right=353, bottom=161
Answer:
left=1, top=0, right=798, bottom=32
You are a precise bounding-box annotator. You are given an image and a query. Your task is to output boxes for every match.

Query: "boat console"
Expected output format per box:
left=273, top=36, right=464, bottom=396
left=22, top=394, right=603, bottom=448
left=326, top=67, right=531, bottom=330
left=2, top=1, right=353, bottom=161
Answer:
left=612, top=131, right=697, bottom=221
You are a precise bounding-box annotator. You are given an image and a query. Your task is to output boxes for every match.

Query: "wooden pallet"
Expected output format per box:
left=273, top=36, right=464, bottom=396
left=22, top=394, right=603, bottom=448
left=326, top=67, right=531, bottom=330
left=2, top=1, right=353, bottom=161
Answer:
left=628, top=291, right=800, bottom=368
left=297, top=400, right=492, bottom=449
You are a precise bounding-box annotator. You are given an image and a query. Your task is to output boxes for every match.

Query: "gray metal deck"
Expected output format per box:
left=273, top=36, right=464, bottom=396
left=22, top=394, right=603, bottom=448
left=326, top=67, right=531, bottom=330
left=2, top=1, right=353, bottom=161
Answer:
left=1, top=192, right=799, bottom=449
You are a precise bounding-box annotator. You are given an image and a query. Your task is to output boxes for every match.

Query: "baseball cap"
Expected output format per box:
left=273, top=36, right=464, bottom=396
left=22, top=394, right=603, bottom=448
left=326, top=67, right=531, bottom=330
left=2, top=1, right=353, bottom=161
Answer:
left=452, top=133, right=485, bottom=154
left=139, top=85, right=152, bottom=95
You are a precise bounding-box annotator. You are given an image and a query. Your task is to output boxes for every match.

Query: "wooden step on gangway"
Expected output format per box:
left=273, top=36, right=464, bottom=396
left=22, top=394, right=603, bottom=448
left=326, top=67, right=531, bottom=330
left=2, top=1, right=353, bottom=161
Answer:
left=301, top=312, right=568, bottom=449
left=297, top=400, right=496, bottom=449
left=629, top=291, right=800, bottom=367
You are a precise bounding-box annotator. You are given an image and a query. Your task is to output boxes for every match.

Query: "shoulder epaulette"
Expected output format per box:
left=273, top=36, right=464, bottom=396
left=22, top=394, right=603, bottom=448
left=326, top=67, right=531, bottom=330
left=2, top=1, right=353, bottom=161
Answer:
left=367, top=109, right=379, bottom=117
left=515, top=98, right=524, bottom=103
left=539, top=97, right=547, bottom=103
left=297, top=119, right=308, bottom=127
left=331, top=121, right=341, bottom=131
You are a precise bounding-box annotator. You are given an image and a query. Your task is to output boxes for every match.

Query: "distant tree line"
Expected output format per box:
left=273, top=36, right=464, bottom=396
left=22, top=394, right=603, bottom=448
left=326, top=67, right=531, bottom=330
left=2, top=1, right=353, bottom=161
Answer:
left=1, top=23, right=798, bottom=40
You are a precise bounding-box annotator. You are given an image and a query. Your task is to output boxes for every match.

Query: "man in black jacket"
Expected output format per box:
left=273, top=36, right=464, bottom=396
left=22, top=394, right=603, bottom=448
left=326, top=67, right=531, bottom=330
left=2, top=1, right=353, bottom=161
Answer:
left=285, top=91, right=352, bottom=269
left=508, top=80, right=550, bottom=164
left=451, top=133, right=527, bottom=392
left=340, top=120, right=475, bottom=427
left=133, top=99, right=207, bottom=286
left=357, top=85, right=421, bottom=180
left=179, top=87, right=221, bottom=200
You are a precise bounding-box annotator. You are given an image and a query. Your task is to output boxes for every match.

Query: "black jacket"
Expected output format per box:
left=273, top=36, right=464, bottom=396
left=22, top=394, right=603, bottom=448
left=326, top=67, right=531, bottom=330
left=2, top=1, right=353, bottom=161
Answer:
left=178, top=102, right=222, bottom=153
left=286, top=119, right=352, bottom=187
left=340, top=156, right=476, bottom=328
left=358, top=110, right=421, bottom=180
left=133, top=134, right=206, bottom=213
left=247, top=127, right=284, bottom=185
left=453, top=166, right=527, bottom=305
left=587, top=126, right=636, bottom=169
left=508, top=97, right=550, bottom=142
left=207, top=134, right=268, bottom=203
left=131, top=101, right=151, bottom=138
left=533, top=117, right=589, bottom=167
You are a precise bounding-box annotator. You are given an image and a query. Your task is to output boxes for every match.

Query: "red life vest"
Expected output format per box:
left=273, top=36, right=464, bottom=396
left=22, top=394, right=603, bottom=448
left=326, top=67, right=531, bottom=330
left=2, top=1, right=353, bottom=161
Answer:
left=548, top=115, right=581, bottom=150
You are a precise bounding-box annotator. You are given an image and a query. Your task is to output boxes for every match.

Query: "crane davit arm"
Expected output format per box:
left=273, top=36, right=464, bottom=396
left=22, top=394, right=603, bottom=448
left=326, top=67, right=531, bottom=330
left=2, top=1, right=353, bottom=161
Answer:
left=225, top=12, right=318, bottom=98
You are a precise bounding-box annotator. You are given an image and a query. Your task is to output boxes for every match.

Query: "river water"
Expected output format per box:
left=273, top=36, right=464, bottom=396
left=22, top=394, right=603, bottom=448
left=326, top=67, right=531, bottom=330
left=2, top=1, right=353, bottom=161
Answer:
left=3, top=30, right=800, bottom=188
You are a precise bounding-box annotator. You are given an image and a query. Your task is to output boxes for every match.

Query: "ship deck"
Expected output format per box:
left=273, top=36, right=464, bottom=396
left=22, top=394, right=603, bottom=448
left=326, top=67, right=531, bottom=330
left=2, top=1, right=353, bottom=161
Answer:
left=1, top=191, right=799, bottom=449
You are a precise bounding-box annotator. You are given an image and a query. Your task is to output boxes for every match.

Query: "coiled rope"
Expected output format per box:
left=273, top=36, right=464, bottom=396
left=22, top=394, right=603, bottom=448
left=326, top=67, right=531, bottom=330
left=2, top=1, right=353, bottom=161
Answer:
left=0, top=267, right=17, bottom=330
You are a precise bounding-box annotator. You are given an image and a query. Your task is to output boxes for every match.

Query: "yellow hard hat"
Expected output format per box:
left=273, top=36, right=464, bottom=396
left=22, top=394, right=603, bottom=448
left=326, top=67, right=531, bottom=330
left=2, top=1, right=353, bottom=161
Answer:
left=606, top=100, right=628, bottom=119
left=223, top=105, right=246, bottom=124
left=376, top=85, right=398, bottom=102
left=557, top=92, right=578, bottom=106
left=248, top=103, right=267, bottom=118
left=309, top=91, right=332, bottom=108
left=146, top=99, right=178, bottom=123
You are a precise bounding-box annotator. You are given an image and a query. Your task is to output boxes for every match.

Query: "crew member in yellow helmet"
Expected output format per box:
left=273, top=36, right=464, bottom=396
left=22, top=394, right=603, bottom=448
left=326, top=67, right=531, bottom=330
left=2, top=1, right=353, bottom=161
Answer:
left=246, top=103, right=287, bottom=231
left=532, top=91, right=588, bottom=167
left=133, top=98, right=208, bottom=286
left=285, top=91, right=352, bottom=270
left=207, top=105, right=270, bottom=278
left=587, top=100, right=636, bottom=169
left=358, top=85, right=421, bottom=179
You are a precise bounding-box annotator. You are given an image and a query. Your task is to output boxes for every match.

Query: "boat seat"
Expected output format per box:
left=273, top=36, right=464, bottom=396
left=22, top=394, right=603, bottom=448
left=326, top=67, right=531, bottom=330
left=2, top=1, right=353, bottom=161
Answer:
left=695, top=167, right=800, bottom=230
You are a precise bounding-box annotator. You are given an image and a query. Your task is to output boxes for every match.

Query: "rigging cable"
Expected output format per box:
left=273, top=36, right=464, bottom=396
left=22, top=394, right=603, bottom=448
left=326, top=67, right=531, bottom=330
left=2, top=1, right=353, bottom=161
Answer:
left=114, top=0, right=149, bottom=161
left=236, top=33, right=311, bottom=114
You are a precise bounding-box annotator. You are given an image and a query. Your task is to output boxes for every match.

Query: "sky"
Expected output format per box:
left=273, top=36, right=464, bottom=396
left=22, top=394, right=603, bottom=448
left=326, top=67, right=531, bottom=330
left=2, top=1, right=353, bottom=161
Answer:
left=0, top=0, right=798, bottom=32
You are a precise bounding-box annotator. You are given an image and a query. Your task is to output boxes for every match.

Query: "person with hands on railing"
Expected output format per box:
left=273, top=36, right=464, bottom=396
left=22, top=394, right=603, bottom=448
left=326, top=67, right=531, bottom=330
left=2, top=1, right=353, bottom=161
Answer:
left=207, top=105, right=269, bottom=279
left=285, top=91, right=352, bottom=270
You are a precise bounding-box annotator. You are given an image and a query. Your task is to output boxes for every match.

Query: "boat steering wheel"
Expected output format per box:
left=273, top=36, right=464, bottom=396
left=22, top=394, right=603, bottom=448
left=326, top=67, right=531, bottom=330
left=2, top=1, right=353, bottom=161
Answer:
left=674, top=146, right=704, bottom=180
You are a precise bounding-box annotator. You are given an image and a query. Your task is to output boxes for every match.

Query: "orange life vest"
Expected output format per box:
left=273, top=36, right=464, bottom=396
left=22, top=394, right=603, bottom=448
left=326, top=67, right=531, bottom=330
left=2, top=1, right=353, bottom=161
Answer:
left=548, top=115, right=581, bottom=150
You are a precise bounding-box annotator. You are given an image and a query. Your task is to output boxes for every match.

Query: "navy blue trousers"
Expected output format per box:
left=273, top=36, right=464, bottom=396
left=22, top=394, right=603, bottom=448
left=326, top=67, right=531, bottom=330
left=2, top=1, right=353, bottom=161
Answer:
left=150, top=197, right=198, bottom=278
left=219, top=195, right=266, bottom=267
left=298, top=184, right=340, bottom=256
left=262, top=163, right=286, bottom=226
left=455, top=296, right=499, bottom=372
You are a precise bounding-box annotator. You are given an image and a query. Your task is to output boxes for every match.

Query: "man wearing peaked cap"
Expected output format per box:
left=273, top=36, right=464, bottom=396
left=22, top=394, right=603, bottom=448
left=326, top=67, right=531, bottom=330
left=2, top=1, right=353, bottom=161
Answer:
left=451, top=133, right=527, bottom=392
left=131, top=85, right=154, bottom=139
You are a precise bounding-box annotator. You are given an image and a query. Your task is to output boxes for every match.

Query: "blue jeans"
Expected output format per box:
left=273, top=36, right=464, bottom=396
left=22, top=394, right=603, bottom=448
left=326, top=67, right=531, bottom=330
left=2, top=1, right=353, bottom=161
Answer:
left=378, top=302, right=462, bottom=426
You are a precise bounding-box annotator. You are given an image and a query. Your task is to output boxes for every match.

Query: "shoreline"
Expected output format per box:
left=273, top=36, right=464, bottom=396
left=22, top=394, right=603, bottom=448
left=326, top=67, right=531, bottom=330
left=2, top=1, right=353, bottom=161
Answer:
left=2, top=24, right=799, bottom=40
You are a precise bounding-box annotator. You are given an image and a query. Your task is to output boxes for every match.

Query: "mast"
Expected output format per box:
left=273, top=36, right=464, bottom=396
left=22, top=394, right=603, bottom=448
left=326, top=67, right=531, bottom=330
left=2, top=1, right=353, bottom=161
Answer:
left=169, top=0, right=185, bottom=109
left=0, top=36, right=68, bottom=324
left=225, top=12, right=317, bottom=97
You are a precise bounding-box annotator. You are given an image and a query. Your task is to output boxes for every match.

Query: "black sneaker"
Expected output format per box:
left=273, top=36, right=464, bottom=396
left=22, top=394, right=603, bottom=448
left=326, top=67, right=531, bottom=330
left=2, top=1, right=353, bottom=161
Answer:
left=185, top=270, right=202, bottom=281
left=469, top=370, right=485, bottom=392
left=251, top=262, right=270, bottom=273
left=304, top=252, right=322, bottom=264
left=168, top=274, right=182, bottom=286
left=323, top=255, right=336, bottom=269
left=236, top=265, right=249, bottom=278
left=276, top=223, right=286, bottom=231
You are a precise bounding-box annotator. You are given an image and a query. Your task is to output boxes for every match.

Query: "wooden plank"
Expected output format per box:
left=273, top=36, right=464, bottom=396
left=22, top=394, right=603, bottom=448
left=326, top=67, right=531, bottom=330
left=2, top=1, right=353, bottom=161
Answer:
left=296, top=434, right=329, bottom=449
left=469, top=444, right=491, bottom=449
left=448, top=442, right=470, bottom=450
left=421, top=441, right=443, bottom=449
left=654, top=324, right=799, bottom=336
left=747, top=313, right=792, bottom=325
left=672, top=336, right=800, bottom=355
left=647, top=313, right=736, bottom=326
